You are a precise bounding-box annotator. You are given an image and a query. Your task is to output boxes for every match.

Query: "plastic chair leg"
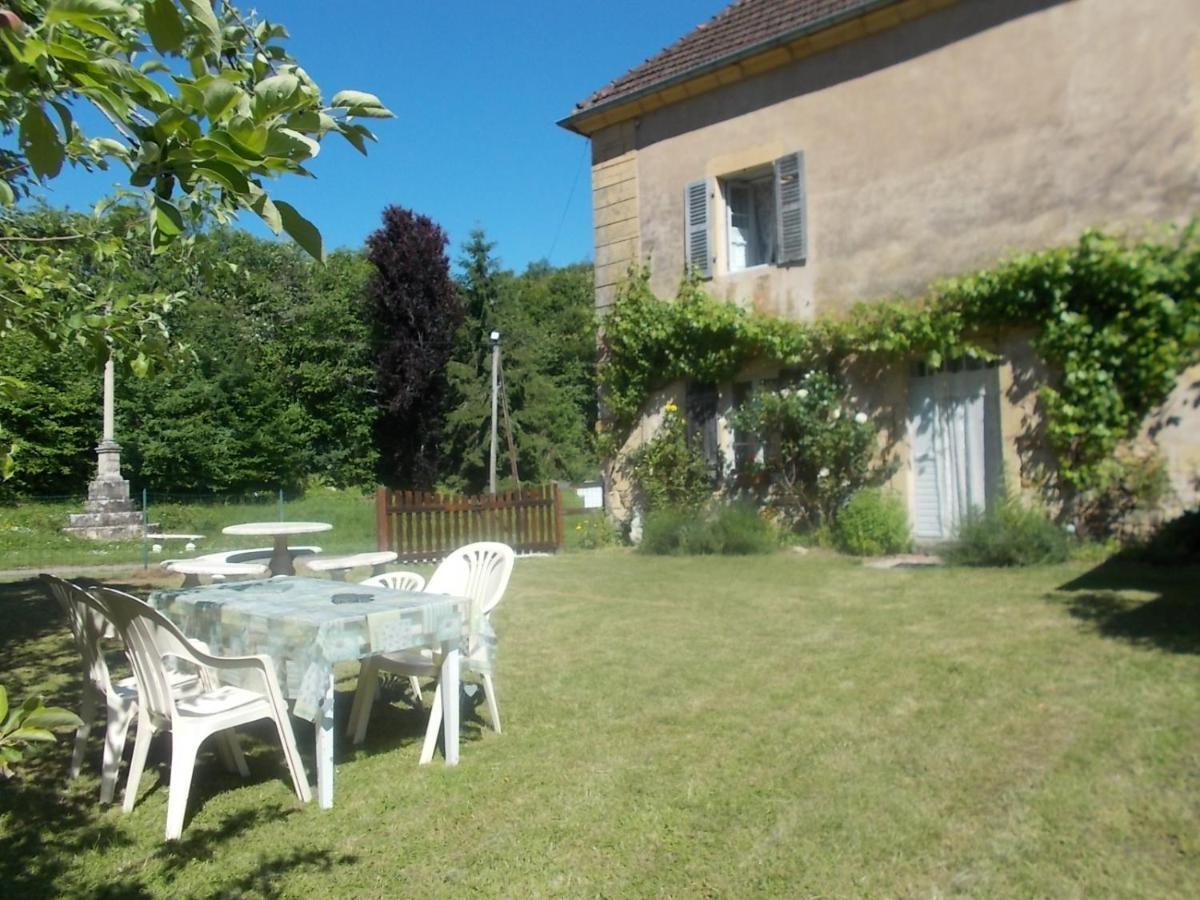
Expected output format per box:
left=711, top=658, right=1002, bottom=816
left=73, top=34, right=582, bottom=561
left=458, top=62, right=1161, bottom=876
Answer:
left=409, top=676, right=424, bottom=707
left=482, top=673, right=501, bottom=735
left=348, top=660, right=379, bottom=745
left=165, top=732, right=200, bottom=841
left=269, top=706, right=312, bottom=804
left=70, top=687, right=97, bottom=779
left=100, top=697, right=134, bottom=804
left=220, top=729, right=250, bottom=777
left=123, top=716, right=154, bottom=813
left=418, top=683, right=443, bottom=766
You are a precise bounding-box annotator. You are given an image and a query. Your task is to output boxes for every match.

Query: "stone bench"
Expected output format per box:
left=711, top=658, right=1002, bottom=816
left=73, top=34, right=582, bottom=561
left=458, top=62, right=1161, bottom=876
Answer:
left=166, top=560, right=269, bottom=588
left=299, top=551, right=398, bottom=581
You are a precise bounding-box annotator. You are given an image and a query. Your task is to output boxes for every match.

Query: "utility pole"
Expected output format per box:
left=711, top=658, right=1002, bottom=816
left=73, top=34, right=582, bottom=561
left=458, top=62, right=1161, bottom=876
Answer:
left=489, top=330, right=500, bottom=495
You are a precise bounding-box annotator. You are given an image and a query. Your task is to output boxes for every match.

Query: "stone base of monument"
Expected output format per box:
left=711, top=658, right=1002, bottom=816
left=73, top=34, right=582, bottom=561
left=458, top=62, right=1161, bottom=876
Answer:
left=63, top=441, right=159, bottom=540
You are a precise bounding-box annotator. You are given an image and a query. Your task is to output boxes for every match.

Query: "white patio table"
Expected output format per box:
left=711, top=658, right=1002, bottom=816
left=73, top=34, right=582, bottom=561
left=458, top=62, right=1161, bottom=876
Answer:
left=222, top=521, right=332, bottom=576
left=148, top=576, right=489, bottom=808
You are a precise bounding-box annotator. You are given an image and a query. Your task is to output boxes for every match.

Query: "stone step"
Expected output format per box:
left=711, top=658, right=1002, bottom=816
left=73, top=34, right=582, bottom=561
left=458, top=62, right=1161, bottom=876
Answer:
left=67, top=511, right=145, bottom=528
left=63, top=523, right=151, bottom=540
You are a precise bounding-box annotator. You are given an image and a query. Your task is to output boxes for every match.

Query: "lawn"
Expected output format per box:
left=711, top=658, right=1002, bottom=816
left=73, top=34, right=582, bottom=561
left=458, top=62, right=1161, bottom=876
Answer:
left=0, top=489, right=379, bottom=571
left=1, top=551, right=1197, bottom=897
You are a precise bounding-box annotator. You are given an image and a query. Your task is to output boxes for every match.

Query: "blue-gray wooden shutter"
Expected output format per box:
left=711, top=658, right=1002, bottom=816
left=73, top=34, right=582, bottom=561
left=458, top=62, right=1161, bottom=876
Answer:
left=774, top=151, right=806, bottom=265
left=684, top=178, right=711, bottom=279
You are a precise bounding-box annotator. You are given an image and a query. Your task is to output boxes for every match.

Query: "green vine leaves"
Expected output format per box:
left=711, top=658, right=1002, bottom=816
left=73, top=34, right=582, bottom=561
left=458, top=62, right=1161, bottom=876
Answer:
left=599, top=225, right=1200, bottom=499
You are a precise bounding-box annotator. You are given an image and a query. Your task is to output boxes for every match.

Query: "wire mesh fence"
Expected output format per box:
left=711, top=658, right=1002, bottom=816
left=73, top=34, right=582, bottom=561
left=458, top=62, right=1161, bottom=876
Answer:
left=0, top=487, right=379, bottom=572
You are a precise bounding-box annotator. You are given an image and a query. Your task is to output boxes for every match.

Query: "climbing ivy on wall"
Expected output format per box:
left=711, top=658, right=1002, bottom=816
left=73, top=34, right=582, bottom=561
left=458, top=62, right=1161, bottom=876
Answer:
left=599, top=225, right=1200, bottom=498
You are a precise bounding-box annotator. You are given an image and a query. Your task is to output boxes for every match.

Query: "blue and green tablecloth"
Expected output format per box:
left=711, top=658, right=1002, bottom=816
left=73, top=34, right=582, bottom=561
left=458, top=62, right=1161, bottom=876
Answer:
left=149, top=576, right=493, bottom=720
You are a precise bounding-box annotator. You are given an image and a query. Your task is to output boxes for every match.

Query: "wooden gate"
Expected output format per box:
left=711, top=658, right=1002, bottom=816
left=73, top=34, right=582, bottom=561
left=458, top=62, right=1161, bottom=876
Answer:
left=375, top=484, right=563, bottom=563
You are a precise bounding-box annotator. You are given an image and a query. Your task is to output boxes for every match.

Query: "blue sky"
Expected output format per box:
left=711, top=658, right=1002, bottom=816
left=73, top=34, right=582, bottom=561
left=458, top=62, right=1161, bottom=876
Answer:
left=42, top=1, right=728, bottom=273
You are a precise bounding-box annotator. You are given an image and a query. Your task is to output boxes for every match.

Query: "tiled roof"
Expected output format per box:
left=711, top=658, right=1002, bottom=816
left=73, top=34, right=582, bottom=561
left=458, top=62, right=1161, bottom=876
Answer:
left=572, top=0, right=895, bottom=114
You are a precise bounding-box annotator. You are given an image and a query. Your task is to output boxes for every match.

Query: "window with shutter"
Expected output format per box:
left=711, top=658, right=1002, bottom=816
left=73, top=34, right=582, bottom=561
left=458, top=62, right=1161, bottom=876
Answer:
left=684, top=178, right=711, bottom=279
left=774, top=151, right=807, bottom=266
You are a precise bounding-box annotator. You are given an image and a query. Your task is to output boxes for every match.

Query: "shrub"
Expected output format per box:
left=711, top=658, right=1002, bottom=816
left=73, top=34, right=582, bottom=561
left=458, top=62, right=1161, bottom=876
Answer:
left=707, top=501, right=778, bottom=555
left=947, top=501, right=1070, bottom=567
left=638, top=501, right=776, bottom=556
left=638, top=507, right=691, bottom=555
left=833, top=489, right=911, bottom=556
left=727, top=370, right=895, bottom=530
left=627, top=402, right=714, bottom=514
left=571, top=514, right=619, bottom=551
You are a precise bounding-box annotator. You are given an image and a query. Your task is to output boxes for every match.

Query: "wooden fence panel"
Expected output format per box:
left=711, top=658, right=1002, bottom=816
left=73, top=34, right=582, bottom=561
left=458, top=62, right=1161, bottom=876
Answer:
left=375, top=484, right=563, bottom=563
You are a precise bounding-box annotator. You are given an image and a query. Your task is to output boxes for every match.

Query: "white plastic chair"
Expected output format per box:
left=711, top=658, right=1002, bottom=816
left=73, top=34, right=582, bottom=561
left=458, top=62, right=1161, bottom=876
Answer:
left=98, top=587, right=311, bottom=840
left=346, top=542, right=514, bottom=763
left=39, top=575, right=202, bottom=804
left=359, top=571, right=426, bottom=592
left=356, top=572, right=427, bottom=700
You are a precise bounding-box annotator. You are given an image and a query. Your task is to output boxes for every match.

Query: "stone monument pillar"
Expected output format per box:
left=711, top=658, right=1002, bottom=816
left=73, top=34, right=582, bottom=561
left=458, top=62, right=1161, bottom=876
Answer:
left=65, top=356, right=147, bottom=540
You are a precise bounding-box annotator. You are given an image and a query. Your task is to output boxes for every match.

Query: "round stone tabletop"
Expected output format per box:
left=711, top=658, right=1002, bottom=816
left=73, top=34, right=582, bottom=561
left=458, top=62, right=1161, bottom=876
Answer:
left=222, top=521, right=333, bottom=537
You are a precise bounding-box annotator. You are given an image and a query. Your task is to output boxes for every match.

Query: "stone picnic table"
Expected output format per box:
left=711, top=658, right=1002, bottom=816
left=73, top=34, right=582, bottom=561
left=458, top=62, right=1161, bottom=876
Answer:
left=222, top=521, right=332, bottom=576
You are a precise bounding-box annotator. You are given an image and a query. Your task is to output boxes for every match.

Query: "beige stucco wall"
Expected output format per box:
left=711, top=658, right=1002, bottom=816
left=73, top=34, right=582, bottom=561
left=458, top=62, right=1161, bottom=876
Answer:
left=588, top=0, right=1200, bottom=315
left=587, top=0, right=1200, bottom=524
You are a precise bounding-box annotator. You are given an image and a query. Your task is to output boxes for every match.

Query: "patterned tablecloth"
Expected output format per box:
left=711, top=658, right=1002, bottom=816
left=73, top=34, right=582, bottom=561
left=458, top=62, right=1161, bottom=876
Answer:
left=148, top=576, right=493, bottom=721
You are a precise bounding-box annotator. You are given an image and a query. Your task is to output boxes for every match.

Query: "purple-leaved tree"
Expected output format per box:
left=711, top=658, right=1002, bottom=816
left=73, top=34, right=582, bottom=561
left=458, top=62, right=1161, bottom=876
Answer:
left=366, top=206, right=463, bottom=488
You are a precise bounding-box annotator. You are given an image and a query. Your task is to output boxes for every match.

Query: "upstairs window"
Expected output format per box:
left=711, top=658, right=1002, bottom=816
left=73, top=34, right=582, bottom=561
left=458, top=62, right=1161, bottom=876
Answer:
left=683, top=150, right=807, bottom=279
left=725, top=172, right=776, bottom=271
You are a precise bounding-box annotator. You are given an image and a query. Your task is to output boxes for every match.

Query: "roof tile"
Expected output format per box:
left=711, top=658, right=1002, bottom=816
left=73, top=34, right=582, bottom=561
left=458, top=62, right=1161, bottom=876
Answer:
left=573, top=0, right=892, bottom=113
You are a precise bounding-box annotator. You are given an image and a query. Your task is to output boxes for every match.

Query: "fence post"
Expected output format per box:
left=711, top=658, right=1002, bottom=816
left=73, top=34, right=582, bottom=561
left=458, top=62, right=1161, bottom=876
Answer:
left=554, top=483, right=564, bottom=551
left=142, top=487, right=149, bottom=570
left=375, top=488, right=389, bottom=552
left=277, top=487, right=284, bottom=521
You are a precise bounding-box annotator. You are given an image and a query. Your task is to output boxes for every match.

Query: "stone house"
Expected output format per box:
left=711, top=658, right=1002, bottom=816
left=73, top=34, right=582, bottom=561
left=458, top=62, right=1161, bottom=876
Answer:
left=559, top=0, right=1200, bottom=538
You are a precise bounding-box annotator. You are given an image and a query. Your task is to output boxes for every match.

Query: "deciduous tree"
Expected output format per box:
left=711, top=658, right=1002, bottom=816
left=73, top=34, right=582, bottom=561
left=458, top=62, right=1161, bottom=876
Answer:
left=367, top=206, right=462, bottom=489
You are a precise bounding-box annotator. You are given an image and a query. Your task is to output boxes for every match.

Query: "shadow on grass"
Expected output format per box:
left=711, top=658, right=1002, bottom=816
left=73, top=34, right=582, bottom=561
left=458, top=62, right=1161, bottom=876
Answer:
left=338, top=674, right=490, bottom=761
left=1056, top=560, right=1200, bottom=654
left=0, top=579, right=337, bottom=896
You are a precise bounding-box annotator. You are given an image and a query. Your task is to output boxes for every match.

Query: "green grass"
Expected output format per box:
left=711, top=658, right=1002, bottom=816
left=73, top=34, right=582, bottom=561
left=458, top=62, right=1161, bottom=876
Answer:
left=1, top=552, right=1197, bottom=896
left=0, top=489, right=378, bottom=570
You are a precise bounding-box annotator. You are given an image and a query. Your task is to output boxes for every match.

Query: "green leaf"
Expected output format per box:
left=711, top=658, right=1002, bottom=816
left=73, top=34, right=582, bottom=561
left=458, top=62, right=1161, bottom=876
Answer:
left=144, top=0, right=186, bottom=54
left=253, top=73, right=302, bottom=118
left=275, top=200, right=323, bottom=262
left=194, top=159, right=250, bottom=194
left=45, top=0, right=125, bottom=25
left=19, top=104, right=65, bottom=179
left=202, top=79, right=241, bottom=122
left=180, top=0, right=221, bottom=57
left=152, top=195, right=184, bottom=237
left=330, top=90, right=393, bottom=118
left=251, top=191, right=281, bottom=234
left=8, top=727, right=56, bottom=743
left=0, top=181, right=14, bottom=206
left=263, top=127, right=319, bottom=161
left=46, top=32, right=91, bottom=62
left=23, top=707, right=83, bottom=730
left=0, top=686, right=7, bottom=725
left=227, top=117, right=269, bottom=154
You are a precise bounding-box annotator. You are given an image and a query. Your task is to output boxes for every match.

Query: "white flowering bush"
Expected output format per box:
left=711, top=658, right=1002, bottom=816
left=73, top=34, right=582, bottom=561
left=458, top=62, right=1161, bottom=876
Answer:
left=728, top=371, right=894, bottom=529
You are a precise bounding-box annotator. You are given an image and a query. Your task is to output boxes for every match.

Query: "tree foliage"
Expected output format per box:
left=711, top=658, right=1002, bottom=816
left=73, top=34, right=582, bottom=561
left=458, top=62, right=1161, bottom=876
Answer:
left=0, top=212, right=377, bottom=495
left=366, top=205, right=462, bottom=490
left=442, top=229, right=597, bottom=493
left=0, top=0, right=391, bottom=479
